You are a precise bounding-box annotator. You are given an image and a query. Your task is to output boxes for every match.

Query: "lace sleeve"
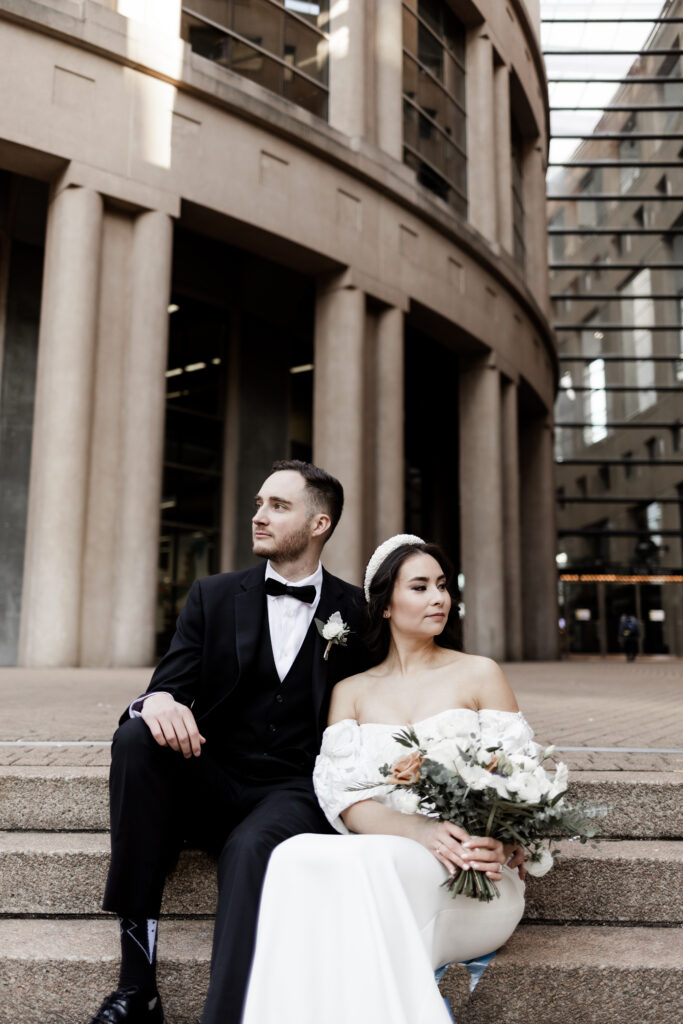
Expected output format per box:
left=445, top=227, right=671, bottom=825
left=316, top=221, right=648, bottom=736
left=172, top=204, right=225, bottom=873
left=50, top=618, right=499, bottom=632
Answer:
left=313, top=720, right=387, bottom=835
left=478, top=709, right=541, bottom=757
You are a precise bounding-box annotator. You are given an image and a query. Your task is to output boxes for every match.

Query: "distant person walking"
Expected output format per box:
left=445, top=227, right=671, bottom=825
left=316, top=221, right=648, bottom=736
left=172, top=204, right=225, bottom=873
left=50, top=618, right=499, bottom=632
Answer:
left=618, top=612, right=640, bottom=662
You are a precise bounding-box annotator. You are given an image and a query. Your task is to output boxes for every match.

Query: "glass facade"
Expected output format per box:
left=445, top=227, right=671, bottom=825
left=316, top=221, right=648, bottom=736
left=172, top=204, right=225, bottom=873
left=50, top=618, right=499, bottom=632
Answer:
left=543, top=0, right=683, bottom=656
left=402, top=0, right=467, bottom=216
left=181, top=0, right=329, bottom=119
left=158, top=294, right=226, bottom=653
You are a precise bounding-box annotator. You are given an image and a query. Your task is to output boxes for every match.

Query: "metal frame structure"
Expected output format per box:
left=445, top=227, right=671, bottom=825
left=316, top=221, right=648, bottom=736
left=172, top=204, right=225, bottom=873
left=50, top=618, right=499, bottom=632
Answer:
left=542, top=2, right=683, bottom=654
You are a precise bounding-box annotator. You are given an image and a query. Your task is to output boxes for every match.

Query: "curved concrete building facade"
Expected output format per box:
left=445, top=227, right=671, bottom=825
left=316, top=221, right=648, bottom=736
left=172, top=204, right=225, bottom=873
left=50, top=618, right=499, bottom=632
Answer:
left=0, top=0, right=557, bottom=667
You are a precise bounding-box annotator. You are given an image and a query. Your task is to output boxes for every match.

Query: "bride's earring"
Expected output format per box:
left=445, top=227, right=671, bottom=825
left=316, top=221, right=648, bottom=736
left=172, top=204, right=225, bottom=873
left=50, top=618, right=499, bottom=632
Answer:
left=383, top=611, right=390, bottom=619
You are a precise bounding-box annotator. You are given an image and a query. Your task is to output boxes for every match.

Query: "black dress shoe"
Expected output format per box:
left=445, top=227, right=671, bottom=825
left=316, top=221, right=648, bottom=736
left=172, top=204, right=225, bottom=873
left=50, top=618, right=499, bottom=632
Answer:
left=87, top=986, right=163, bottom=1023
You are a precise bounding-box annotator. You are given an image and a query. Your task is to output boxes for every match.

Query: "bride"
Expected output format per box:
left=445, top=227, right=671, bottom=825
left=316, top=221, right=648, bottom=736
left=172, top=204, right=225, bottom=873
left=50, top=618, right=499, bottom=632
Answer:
left=241, top=535, right=535, bottom=1024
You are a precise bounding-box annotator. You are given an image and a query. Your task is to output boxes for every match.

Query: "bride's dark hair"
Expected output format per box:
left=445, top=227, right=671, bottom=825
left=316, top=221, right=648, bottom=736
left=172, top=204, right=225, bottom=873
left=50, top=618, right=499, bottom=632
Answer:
left=364, top=542, right=462, bottom=664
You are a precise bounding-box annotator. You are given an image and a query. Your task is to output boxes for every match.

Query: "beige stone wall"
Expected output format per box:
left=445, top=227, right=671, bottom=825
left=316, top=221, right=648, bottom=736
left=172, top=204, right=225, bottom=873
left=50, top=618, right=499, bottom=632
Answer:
left=0, top=0, right=556, bottom=663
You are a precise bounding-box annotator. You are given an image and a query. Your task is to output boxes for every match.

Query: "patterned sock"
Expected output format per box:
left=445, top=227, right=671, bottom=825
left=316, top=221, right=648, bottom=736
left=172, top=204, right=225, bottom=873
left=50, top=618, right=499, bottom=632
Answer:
left=118, top=917, right=159, bottom=996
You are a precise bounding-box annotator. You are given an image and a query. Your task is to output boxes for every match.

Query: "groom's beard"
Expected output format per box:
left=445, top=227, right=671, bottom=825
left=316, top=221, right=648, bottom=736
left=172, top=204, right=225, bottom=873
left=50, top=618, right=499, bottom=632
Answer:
left=252, top=519, right=313, bottom=564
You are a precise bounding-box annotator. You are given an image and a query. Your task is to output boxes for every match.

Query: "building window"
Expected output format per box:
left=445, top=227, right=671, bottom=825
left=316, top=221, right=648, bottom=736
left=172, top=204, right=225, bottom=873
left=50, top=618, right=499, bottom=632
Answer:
left=646, top=501, right=663, bottom=548
left=672, top=422, right=681, bottom=452
left=658, top=38, right=681, bottom=131
left=181, top=1, right=329, bottom=120
left=510, top=110, right=525, bottom=266
left=549, top=208, right=565, bottom=262
left=402, top=0, right=467, bottom=217
left=583, top=357, right=607, bottom=446
left=578, top=168, right=605, bottom=228
left=619, top=115, right=640, bottom=194
left=619, top=269, right=657, bottom=415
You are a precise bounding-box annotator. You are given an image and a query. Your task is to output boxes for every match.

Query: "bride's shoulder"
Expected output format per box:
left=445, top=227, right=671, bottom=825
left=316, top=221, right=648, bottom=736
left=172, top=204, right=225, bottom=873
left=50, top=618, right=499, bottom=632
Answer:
left=455, top=654, right=519, bottom=713
left=328, top=670, right=372, bottom=724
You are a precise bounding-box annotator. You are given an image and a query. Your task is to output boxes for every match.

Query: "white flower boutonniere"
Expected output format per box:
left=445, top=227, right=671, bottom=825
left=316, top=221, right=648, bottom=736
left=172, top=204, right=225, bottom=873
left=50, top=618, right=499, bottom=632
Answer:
left=315, top=611, right=351, bottom=660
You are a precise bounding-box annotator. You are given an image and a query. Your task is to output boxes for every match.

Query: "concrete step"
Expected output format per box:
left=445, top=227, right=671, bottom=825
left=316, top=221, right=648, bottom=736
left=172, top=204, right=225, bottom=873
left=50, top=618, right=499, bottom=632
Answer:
left=0, top=918, right=680, bottom=1024
left=0, top=832, right=216, bottom=916
left=0, top=917, right=210, bottom=1024
left=0, top=766, right=108, bottom=831
left=2, top=766, right=682, bottom=837
left=1, top=832, right=682, bottom=924
left=568, top=771, right=683, bottom=838
left=523, top=838, right=683, bottom=924
left=443, top=924, right=683, bottom=1024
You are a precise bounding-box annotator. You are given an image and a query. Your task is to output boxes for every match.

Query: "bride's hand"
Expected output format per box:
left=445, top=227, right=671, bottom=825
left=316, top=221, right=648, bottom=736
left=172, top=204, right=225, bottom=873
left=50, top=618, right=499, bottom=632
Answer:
left=416, top=821, right=506, bottom=879
left=505, top=844, right=527, bottom=881
left=458, top=834, right=508, bottom=881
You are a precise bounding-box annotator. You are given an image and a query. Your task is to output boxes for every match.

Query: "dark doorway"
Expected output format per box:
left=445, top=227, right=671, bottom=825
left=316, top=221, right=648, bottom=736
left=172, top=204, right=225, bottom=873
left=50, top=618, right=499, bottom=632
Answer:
left=404, top=327, right=461, bottom=572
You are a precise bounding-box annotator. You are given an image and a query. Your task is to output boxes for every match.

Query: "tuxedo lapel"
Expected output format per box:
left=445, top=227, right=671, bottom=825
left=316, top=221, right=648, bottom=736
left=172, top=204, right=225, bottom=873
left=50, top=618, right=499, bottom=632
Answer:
left=311, top=569, right=347, bottom=722
left=235, top=564, right=267, bottom=680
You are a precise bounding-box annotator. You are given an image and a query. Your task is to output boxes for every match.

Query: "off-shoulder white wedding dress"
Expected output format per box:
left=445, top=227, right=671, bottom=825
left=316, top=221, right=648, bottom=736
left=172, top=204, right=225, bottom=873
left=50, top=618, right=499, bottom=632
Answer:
left=241, top=709, right=533, bottom=1024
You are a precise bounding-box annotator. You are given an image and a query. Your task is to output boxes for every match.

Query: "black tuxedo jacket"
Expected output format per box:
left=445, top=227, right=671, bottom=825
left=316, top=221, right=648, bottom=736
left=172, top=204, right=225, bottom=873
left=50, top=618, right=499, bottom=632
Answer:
left=122, top=564, right=369, bottom=739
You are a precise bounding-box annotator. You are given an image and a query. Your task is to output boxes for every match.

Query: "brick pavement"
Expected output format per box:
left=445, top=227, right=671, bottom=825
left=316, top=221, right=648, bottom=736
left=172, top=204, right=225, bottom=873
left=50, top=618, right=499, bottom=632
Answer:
left=0, top=660, right=680, bottom=771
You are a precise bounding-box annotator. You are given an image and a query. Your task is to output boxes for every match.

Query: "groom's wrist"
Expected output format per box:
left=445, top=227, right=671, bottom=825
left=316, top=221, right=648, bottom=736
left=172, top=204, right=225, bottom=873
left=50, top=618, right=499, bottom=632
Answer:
left=129, top=692, right=173, bottom=718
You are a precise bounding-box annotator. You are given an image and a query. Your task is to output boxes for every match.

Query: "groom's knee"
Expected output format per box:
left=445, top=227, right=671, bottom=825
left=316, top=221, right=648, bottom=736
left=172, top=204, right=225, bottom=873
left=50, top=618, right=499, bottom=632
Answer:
left=110, top=716, right=172, bottom=780
left=112, top=715, right=156, bottom=754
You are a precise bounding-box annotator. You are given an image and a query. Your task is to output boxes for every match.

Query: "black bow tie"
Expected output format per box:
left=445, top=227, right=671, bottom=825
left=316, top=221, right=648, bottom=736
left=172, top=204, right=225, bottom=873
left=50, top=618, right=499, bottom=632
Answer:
left=265, top=577, right=316, bottom=604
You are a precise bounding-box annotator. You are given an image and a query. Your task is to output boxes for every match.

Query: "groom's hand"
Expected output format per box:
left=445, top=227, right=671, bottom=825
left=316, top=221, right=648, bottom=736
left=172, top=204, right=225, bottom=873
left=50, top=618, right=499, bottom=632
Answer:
left=141, top=693, right=206, bottom=758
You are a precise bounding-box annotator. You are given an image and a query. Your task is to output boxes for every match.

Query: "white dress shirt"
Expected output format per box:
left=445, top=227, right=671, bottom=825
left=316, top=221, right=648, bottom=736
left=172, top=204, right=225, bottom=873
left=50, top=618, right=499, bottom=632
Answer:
left=265, top=561, right=323, bottom=682
left=130, top=561, right=323, bottom=716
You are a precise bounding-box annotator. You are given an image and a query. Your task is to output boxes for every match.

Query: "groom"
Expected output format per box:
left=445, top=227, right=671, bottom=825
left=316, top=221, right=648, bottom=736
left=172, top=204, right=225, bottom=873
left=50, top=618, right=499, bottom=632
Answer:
left=88, top=460, right=368, bottom=1024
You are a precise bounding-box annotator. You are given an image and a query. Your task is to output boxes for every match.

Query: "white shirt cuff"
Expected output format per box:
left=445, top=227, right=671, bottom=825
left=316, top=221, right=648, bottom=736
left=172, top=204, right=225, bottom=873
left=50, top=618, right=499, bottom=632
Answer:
left=129, top=692, right=172, bottom=718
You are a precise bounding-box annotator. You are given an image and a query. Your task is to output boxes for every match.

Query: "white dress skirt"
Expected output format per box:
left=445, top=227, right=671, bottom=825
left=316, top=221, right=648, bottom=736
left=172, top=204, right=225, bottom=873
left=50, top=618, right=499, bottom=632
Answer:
left=241, top=709, right=534, bottom=1024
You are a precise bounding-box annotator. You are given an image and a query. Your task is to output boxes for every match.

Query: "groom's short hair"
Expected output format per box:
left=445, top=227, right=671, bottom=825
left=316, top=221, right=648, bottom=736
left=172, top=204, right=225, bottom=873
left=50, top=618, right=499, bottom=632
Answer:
left=271, top=459, right=344, bottom=541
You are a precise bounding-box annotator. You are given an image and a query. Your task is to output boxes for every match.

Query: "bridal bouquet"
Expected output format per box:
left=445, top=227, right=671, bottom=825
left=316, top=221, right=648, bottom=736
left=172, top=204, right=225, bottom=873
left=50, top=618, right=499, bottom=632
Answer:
left=377, top=727, right=602, bottom=902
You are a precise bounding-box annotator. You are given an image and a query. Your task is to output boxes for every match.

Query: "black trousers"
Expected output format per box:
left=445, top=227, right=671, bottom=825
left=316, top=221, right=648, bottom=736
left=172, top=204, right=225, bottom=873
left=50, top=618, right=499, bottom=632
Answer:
left=103, top=717, right=333, bottom=1024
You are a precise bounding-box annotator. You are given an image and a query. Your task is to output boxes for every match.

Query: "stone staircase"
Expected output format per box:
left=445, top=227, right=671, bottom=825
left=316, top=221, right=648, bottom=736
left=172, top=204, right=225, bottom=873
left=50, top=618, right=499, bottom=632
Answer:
left=0, top=759, right=682, bottom=1023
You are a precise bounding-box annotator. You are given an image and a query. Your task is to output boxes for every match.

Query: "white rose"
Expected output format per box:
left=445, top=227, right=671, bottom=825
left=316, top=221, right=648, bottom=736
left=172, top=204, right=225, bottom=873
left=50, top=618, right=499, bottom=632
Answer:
left=512, top=772, right=544, bottom=804
left=423, top=738, right=459, bottom=770
left=320, top=719, right=357, bottom=758
left=459, top=762, right=510, bottom=798
left=525, top=845, right=554, bottom=877
left=321, top=611, right=347, bottom=640
left=389, top=789, right=421, bottom=815
left=549, top=762, right=569, bottom=799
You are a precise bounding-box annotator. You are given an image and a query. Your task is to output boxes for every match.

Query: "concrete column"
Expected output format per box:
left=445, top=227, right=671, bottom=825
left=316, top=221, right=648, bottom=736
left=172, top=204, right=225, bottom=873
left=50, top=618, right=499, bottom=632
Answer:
left=80, top=212, right=133, bottom=666
left=494, top=63, right=514, bottom=254
left=375, top=0, right=403, bottom=160
left=110, top=210, right=173, bottom=666
left=313, top=276, right=365, bottom=583
left=523, top=143, right=550, bottom=314
left=466, top=33, right=496, bottom=242
left=520, top=417, right=559, bottom=660
left=458, top=359, right=505, bottom=659
left=375, top=305, right=404, bottom=543
left=501, top=378, right=523, bottom=660
left=328, top=0, right=366, bottom=139
left=19, top=185, right=103, bottom=666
